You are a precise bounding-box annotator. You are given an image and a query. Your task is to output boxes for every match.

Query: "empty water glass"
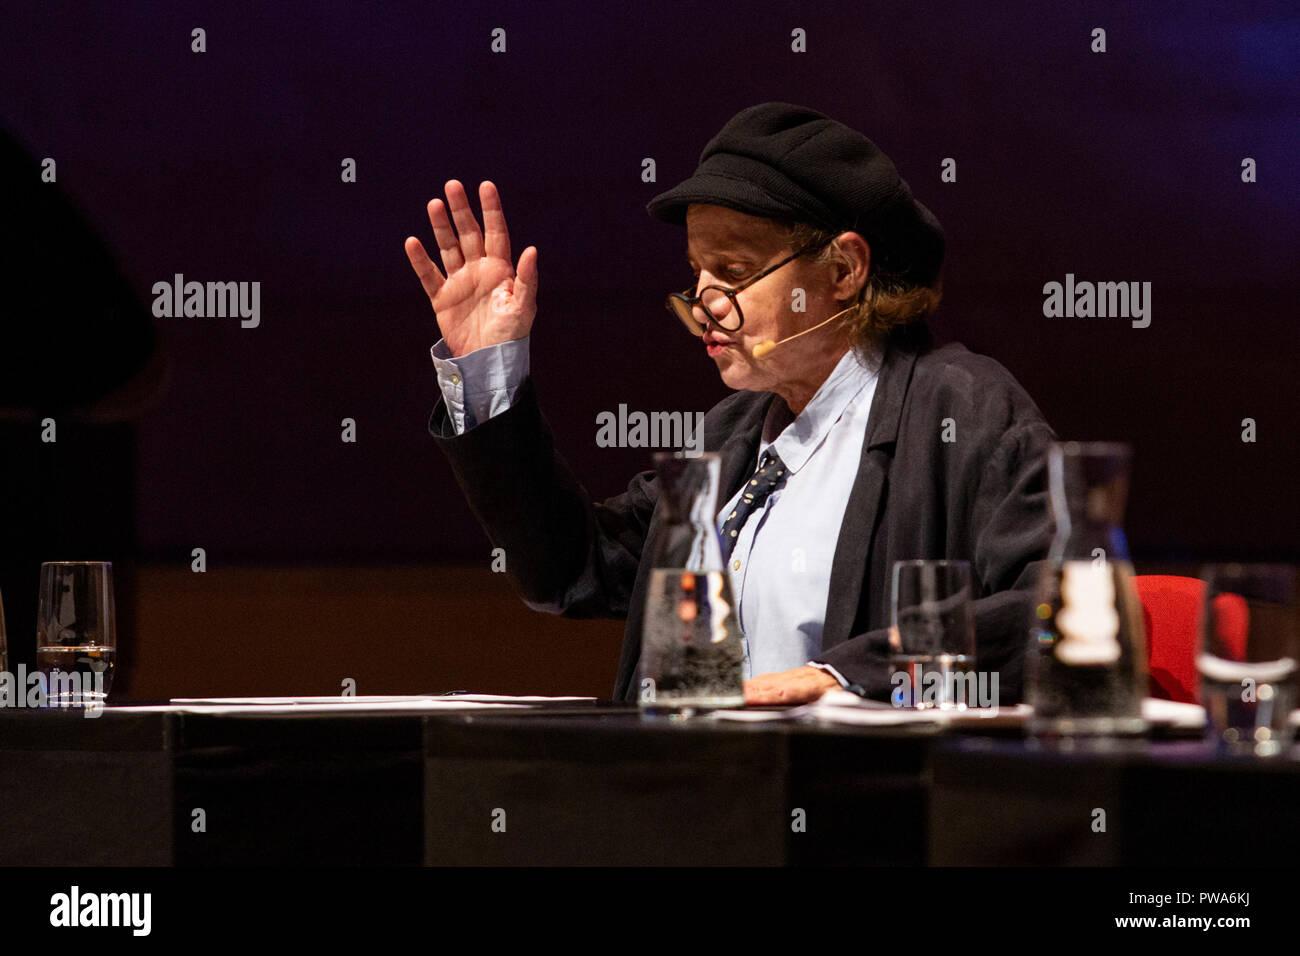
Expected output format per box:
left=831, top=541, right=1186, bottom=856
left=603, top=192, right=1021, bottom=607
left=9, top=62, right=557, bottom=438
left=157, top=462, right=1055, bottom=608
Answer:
left=1197, top=563, right=1298, bottom=757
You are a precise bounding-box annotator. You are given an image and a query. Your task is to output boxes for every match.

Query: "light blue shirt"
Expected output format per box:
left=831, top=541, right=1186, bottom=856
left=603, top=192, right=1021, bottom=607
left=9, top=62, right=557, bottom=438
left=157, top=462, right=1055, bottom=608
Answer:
left=430, top=336, right=878, bottom=688
left=429, top=337, right=531, bottom=432
left=716, top=348, right=879, bottom=681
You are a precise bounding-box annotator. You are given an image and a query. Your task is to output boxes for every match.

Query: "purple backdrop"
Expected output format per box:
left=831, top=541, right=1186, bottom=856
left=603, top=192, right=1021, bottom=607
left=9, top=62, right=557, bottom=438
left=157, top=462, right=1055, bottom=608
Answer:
left=3, top=0, right=1297, bottom=563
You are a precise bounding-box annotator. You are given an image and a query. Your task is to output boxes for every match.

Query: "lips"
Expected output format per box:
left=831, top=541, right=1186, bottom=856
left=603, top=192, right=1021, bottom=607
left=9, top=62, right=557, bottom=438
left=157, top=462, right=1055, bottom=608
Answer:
left=703, top=333, right=732, bottom=348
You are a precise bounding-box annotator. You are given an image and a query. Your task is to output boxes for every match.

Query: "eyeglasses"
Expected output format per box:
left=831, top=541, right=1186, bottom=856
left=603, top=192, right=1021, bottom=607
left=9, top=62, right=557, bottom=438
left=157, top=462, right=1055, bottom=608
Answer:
left=665, top=240, right=831, bottom=336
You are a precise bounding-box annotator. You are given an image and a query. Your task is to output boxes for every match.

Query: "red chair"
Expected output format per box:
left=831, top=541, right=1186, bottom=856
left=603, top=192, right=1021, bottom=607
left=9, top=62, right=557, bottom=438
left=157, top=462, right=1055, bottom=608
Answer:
left=1133, top=574, right=1249, bottom=704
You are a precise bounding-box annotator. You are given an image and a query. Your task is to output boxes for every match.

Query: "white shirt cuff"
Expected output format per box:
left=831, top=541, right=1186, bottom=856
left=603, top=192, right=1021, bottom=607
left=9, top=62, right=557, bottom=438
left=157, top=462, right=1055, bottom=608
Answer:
left=430, top=336, right=530, bottom=433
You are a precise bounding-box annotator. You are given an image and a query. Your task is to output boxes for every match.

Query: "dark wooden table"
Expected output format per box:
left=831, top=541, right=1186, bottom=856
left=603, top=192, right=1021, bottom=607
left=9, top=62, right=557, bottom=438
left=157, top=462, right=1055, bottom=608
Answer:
left=931, top=734, right=1300, bottom=865
left=0, top=703, right=1294, bottom=866
left=423, top=708, right=936, bottom=865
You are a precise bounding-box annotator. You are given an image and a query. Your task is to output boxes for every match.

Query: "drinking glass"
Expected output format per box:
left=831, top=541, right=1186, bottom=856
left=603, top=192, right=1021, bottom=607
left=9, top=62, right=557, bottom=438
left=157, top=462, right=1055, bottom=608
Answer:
left=890, top=560, right=980, bottom=709
left=36, top=561, right=116, bottom=705
left=638, top=452, right=744, bottom=713
left=1197, top=563, right=1298, bottom=757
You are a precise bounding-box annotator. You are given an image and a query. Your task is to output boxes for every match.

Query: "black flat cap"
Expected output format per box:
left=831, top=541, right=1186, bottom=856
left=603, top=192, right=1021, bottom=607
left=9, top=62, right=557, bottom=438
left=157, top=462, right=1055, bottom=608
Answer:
left=647, top=102, right=944, bottom=286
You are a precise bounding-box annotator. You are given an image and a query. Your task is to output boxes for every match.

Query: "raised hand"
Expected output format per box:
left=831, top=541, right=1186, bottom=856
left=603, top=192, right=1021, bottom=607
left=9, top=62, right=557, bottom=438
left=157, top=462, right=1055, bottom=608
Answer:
left=404, top=180, right=538, bottom=357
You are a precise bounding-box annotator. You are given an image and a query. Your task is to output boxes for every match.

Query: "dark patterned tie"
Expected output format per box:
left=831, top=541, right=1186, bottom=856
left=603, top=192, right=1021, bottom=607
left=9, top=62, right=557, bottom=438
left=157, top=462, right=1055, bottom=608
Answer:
left=719, top=449, right=788, bottom=563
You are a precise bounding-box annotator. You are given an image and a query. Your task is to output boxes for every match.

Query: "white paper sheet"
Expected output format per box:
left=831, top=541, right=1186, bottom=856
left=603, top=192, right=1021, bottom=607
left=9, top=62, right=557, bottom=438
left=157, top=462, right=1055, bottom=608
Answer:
left=711, top=698, right=1031, bottom=726
left=169, top=694, right=594, bottom=705
left=101, top=693, right=592, bottom=715
left=109, top=698, right=526, bottom=715
left=711, top=692, right=1212, bottom=729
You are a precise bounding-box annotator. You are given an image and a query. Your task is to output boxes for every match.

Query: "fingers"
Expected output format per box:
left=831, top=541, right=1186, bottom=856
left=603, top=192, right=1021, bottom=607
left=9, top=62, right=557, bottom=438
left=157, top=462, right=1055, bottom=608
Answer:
left=479, top=180, right=513, bottom=263
left=513, top=245, right=539, bottom=313
left=444, top=179, right=485, bottom=261
left=403, top=236, right=445, bottom=303
left=425, top=196, right=464, bottom=275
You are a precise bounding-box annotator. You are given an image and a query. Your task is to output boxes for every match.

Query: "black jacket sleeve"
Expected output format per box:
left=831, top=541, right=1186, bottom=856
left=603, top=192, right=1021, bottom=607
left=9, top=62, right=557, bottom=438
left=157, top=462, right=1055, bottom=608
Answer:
left=428, top=375, right=654, bottom=620
left=815, top=421, right=1055, bottom=705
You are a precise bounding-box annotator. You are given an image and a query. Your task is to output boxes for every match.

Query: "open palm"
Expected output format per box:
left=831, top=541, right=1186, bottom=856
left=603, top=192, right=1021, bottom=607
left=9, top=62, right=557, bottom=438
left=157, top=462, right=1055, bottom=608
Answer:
left=404, top=179, right=538, bottom=357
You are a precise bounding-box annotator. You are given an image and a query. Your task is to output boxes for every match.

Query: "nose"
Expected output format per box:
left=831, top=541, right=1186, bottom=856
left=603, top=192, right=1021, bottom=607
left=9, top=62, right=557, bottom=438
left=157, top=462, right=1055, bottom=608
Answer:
left=695, top=275, right=736, bottom=327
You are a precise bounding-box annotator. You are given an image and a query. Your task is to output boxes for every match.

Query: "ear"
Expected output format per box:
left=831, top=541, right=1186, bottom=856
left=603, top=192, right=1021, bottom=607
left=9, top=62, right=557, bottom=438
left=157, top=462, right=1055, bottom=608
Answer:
left=830, top=232, right=871, bottom=299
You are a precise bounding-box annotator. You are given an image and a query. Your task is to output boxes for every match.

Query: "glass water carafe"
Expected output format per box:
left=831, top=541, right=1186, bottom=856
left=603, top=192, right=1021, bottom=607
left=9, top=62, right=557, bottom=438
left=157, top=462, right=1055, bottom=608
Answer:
left=1027, top=442, right=1148, bottom=736
left=638, top=452, right=745, bottom=711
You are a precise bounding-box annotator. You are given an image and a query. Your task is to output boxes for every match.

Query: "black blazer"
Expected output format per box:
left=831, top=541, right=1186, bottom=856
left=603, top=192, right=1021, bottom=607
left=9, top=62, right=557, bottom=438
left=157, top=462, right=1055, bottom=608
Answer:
left=429, top=323, right=1057, bottom=704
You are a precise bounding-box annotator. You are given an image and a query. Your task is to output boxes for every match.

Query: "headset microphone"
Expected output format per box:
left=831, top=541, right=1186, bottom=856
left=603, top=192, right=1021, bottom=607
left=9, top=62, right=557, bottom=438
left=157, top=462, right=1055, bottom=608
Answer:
left=751, top=306, right=854, bottom=359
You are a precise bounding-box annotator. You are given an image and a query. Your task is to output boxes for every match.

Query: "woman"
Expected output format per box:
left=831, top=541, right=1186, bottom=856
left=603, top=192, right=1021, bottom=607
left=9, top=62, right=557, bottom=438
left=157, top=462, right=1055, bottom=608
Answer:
left=406, top=103, right=1055, bottom=705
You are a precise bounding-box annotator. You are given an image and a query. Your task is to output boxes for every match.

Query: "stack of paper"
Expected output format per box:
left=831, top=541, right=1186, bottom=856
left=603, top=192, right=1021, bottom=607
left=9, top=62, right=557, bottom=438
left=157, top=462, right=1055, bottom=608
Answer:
left=106, top=694, right=594, bottom=715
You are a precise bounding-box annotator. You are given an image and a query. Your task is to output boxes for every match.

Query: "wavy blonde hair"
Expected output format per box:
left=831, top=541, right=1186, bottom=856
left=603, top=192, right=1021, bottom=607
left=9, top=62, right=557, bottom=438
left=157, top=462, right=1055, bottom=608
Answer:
left=777, top=219, right=942, bottom=355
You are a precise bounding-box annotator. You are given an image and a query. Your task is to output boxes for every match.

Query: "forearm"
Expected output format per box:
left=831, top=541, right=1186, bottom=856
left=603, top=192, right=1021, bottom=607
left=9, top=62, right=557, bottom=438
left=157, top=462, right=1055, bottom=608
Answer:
left=429, top=375, right=652, bottom=619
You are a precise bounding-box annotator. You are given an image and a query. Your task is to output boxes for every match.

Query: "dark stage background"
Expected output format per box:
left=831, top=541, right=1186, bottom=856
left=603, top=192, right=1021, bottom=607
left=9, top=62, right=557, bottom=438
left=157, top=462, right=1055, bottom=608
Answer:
left=0, top=0, right=1296, bottom=697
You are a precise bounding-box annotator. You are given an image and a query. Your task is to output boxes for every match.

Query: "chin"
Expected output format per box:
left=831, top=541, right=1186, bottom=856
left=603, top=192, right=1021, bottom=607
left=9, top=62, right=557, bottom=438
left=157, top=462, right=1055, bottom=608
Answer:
left=716, top=361, right=754, bottom=392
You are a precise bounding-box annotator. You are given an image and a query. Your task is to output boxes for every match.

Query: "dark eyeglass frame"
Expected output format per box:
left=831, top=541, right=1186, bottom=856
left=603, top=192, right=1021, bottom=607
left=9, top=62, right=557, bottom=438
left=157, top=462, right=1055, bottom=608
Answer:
left=665, top=239, right=833, bottom=336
